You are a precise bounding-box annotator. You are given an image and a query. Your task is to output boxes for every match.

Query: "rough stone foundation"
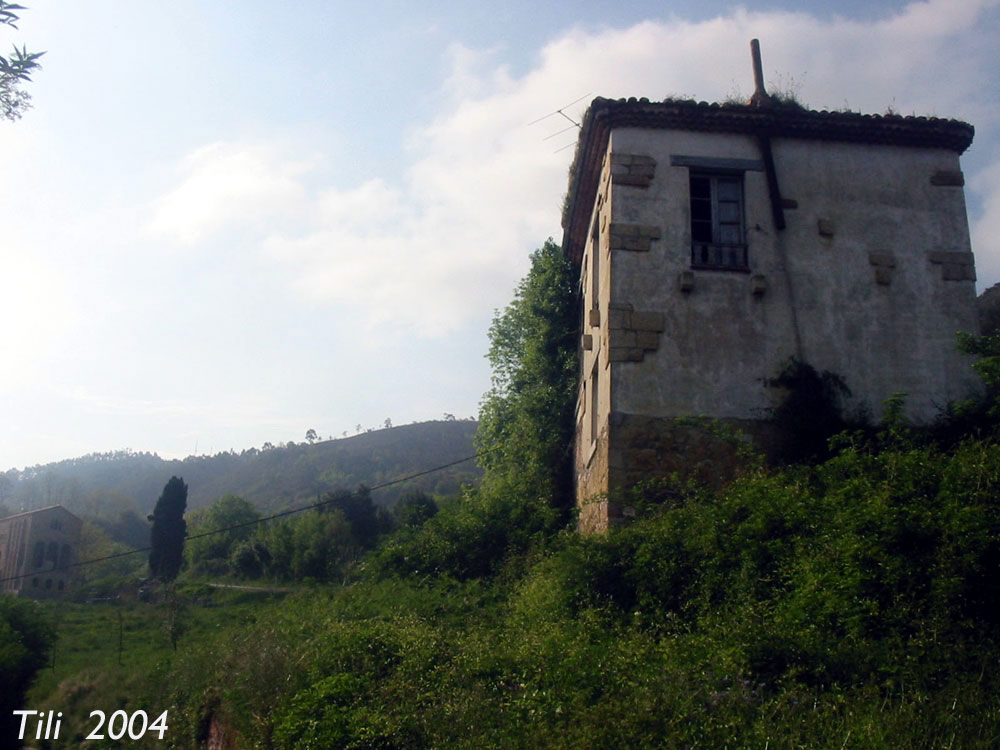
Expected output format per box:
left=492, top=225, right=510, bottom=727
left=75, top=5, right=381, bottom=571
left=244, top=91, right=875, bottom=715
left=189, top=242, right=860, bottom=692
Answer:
left=577, top=413, right=782, bottom=533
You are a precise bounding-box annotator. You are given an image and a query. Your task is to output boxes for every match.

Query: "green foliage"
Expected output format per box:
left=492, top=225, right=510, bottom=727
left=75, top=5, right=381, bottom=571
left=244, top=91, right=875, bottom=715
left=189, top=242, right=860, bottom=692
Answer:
left=957, top=330, right=1000, bottom=421
left=0, top=597, right=54, bottom=740
left=250, top=509, right=354, bottom=582
left=26, top=435, right=1000, bottom=748
left=370, top=486, right=558, bottom=581
left=229, top=540, right=272, bottom=579
left=75, top=521, right=147, bottom=596
left=0, top=0, right=43, bottom=121
left=368, top=240, right=577, bottom=583
left=558, top=440, right=1000, bottom=687
left=148, top=476, right=188, bottom=582
left=392, top=489, right=438, bottom=527
left=321, top=486, right=379, bottom=549
left=476, top=239, right=578, bottom=513
left=272, top=673, right=367, bottom=749
left=766, top=358, right=852, bottom=462
left=185, top=494, right=260, bottom=575
left=132, top=436, right=1000, bottom=746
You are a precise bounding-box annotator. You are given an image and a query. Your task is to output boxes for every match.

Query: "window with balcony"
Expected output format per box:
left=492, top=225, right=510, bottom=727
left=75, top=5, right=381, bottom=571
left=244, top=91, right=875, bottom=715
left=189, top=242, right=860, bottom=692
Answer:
left=689, top=172, right=748, bottom=271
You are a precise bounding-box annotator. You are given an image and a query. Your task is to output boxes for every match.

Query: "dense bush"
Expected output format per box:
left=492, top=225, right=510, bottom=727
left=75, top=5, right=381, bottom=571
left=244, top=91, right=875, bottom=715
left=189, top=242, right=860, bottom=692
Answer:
left=111, top=437, right=997, bottom=749
left=185, top=494, right=260, bottom=575
left=368, top=486, right=560, bottom=581
left=0, top=597, right=55, bottom=741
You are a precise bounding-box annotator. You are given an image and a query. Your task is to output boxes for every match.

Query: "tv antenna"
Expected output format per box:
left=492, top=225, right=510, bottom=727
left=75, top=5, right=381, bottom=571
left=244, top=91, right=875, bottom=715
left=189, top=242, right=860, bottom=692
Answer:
left=528, top=93, right=591, bottom=152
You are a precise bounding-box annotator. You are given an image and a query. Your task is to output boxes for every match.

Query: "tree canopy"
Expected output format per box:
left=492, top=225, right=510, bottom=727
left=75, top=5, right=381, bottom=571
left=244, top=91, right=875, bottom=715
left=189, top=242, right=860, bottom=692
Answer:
left=0, top=1, right=44, bottom=121
left=185, top=494, right=260, bottom=575
left=475, top=239, right=579, bottom=512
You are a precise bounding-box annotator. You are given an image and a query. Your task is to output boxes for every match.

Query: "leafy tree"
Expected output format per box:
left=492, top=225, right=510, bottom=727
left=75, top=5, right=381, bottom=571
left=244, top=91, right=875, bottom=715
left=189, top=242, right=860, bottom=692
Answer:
left=957, top=331, right=1000, bottom=419
left=0, top=473, right=12, bottom=506
left=162, top=590, right=189, bottom=651
left=392, top=490, right=438, bottom=527
left=186, top=494, right=260, bottom=574
left=76, top=521, right=146, bottom=596
left=251, top=510, right=353, bottom=581
left=230, top=539, right=272, bottom=578
left=305, top=428, right=318, bottom=444
left=475, top=239, right=578, bottom=513
left=148, top=476, right=188, bottom=581
left=0, top=0, right=43, bottom=121
left=82, top=491, right=151, bottom=549
left=322, top=485, right=378, bottom=548
left=372, top=242, right=578, bottom=581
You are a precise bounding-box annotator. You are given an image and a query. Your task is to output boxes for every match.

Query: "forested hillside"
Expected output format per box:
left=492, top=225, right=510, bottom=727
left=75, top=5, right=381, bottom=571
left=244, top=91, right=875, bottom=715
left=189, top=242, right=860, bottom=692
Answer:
left=0, top=419, right=480, bottom=516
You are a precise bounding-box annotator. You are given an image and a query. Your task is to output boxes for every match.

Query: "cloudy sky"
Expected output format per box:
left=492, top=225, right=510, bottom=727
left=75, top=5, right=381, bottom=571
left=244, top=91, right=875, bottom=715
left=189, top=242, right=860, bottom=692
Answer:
left=1, top=0, right=998, bottom=470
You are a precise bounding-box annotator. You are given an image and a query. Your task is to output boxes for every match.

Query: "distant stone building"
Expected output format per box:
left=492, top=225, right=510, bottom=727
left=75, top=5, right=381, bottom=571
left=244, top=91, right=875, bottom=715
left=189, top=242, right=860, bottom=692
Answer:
left=562, top=47, right=980, bottom=532
left=0, top=505, right=82, bottom=598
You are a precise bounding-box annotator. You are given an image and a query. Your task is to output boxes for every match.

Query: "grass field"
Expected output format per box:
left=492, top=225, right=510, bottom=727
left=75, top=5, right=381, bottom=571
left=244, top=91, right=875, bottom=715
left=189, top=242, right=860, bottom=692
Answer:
left=23, top=587, right=291, bottom=749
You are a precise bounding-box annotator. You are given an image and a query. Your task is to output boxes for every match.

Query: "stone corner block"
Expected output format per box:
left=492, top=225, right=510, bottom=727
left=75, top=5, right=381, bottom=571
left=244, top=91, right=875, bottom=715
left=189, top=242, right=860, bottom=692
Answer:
left=868, top=252, right=896, bottom=268
left=930, top=169, right=965, bottom=187
left=630, top=311, right=665, bottom=332
left=607, top=308, right=632, bottom=329
left=609, top=346, right=645, bottom=363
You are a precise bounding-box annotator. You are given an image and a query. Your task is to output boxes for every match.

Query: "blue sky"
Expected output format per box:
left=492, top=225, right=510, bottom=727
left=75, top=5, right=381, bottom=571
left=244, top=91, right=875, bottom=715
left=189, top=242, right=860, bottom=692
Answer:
left=1, top=0, right=998, bottom=470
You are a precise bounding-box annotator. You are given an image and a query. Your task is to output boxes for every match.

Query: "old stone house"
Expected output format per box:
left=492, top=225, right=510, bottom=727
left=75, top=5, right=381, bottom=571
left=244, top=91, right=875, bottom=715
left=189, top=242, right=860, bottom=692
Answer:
left=0, top=505, right=82, bottom=598
left=562, top=54, right=980, bottom=532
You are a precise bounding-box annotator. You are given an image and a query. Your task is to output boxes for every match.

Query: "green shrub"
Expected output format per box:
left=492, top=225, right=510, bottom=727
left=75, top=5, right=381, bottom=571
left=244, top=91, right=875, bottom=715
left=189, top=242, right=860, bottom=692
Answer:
left=0, top=597, right=55, bottom=740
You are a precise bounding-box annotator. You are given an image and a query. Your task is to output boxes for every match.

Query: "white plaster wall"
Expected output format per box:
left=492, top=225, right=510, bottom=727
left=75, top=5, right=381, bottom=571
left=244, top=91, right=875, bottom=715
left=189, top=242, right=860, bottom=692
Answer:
left=608, top=127, right=980, bottom=423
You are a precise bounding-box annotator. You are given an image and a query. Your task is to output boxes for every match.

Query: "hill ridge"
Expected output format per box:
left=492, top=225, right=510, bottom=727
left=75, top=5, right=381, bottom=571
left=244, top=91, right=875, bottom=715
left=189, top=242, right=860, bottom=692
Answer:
left=1, top=420, right=481, bottom=516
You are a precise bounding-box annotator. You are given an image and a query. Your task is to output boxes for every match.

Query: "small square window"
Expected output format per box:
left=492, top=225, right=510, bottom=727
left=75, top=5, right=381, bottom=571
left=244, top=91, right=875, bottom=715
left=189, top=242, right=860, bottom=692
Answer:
left=690, top=173, right=748, bottom=270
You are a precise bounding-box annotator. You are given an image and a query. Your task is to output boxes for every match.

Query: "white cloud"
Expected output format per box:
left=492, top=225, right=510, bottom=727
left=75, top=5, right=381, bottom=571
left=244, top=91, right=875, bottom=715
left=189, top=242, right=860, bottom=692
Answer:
left=146, top=0, right=1000, bottom=336
left=147, top=142, right=316, bottom=245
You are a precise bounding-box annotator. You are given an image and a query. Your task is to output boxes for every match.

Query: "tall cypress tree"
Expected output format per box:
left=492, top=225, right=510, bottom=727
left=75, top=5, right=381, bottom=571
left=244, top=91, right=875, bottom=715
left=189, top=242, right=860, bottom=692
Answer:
left=148, top=476, right=188, bottom=581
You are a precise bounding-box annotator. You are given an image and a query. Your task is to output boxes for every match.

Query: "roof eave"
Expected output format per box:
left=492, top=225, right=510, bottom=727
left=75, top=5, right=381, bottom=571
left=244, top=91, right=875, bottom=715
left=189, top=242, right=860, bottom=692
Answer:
left=560, top=97, right=975, bottom=268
